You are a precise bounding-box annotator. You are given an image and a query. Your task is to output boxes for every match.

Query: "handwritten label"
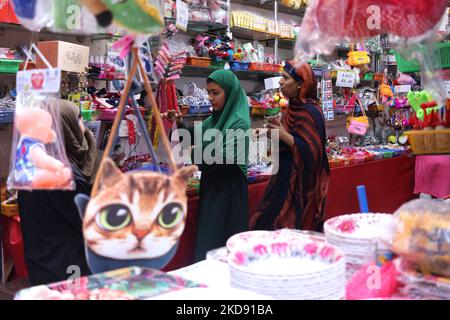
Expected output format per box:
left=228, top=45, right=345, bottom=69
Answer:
left=336, top=71, right=356, bottom=88
left=176, top=0, right=189, bottom=32
left=16, top=68, right=61, bottom=94
left=264, top=76, right=282, bottom=90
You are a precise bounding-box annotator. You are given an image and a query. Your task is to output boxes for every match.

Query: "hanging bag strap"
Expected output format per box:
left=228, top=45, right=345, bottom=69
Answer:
left=92, top=47, right=177, bottom=196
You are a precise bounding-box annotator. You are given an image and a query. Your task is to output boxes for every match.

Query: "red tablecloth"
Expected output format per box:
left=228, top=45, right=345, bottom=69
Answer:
left=2, top=156, right=416, bottom=276
left=163, top=155, right=416, bottom=271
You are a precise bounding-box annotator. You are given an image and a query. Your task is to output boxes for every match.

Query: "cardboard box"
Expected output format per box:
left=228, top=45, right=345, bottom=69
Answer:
left=36, top=41, right=90, bottom=73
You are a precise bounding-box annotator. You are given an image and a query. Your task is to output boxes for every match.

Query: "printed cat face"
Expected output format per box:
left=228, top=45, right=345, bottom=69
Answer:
left=82, top=158, right=197, bottom=260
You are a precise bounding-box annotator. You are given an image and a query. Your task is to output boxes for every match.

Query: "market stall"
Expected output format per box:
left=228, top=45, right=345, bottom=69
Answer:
left=0, top=0, right=449, bottom=301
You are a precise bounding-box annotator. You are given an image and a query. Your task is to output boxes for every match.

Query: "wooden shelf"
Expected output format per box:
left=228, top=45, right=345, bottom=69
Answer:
left=164, top=18, right=227, bottom=35
left=181, top=65, right=281, bottom=80
left=0, top=23, right=116, bottom=41
left=233, top=0, right=307, bottom=16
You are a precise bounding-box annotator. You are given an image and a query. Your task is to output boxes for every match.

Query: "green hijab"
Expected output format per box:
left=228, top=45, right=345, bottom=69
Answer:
left=194, top=70, right=250, bottom=174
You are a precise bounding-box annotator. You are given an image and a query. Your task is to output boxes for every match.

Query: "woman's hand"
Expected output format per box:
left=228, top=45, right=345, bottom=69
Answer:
left=267, top=118, right=294, bottom=148
left=162, top=110, right=183, bottom=125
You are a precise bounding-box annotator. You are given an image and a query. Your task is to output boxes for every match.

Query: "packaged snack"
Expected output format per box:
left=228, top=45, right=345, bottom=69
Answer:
left=391, top=199, right=450, bottom=278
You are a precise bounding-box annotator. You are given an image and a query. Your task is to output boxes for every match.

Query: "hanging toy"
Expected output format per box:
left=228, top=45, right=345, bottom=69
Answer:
left=102, top=0, right=164, bottom=35
left=407, top=90, right=434, bottom=121
left=11, top=108, right=72, bottom=189
left=11, top=0, right=51, bottom=31
left=80, top=0, right=113, bottom=27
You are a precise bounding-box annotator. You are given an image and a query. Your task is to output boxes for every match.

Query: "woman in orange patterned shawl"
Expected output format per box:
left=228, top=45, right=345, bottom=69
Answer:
left=250, top=62, right=330, bottom=231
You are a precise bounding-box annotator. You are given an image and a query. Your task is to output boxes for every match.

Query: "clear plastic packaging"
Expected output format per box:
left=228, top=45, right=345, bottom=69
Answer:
left=295, top=0, right=448, bottom=62
left=11, top=0, right=53, bottom=31
left=12, top=0, right=163, bottom=35
left=8, top=68, right=74, bottom=190
left=391, top=199, right=450, bottom=278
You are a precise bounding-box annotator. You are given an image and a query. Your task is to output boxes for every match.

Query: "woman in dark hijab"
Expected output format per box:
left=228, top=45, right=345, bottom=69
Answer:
left=250, top=62, right=330, bottom=232
left=18, top=100, right=97, bottom=285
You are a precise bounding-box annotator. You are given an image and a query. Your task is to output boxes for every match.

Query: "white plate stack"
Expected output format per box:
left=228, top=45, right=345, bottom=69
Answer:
left=324, top=213, right=394, bottom=279
left=226, top=230, right=346, bottom=300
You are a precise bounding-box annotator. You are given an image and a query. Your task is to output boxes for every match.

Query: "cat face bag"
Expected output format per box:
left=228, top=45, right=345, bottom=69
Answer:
left=75, top=47, right=196, bottom=274
left=75, top=158, right=196, bottom=273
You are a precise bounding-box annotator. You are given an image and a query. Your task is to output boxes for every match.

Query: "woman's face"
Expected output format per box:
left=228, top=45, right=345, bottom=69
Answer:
left=207, top=81, right=226, bottom=111
left=279, top=70, right=301, bottom=99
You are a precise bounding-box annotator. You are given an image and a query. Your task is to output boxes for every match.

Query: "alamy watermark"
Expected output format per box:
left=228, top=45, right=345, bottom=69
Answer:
left=171, top=126, right=280, bottom=174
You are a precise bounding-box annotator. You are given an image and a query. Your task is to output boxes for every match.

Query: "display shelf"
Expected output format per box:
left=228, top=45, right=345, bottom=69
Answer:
left=181, top=65, right=281, bottom=80
left=263, top=38, right=295, bottom=50
left=183, top=113, right=212, bottom=118
left=233, top=0, right=307, bottom=16
left=230, top=26, right=278, bottom=41
left=164, top=18, right=227, bottom=35
left=87, top=76, right=124, bottom=81
left=0, top=23, right=117, bottom=41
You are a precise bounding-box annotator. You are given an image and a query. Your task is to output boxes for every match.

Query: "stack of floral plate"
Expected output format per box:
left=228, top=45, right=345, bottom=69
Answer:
left=324, top=213, right=394, bottom=279
left=227, top=230, right=346, bottom=300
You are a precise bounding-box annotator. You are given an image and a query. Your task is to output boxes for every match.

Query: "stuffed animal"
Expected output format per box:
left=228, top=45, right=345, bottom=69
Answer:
left=80, top=0, right=163, bottom=34
left=80, top=0, right=113, bottom=27
left=192, top=35, right=210, bottom=57
left=12, top=108, right=72, bottom=189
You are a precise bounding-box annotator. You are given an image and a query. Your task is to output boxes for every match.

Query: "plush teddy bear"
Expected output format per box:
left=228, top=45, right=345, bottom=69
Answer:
left=13, top=108, right=72, bottom=189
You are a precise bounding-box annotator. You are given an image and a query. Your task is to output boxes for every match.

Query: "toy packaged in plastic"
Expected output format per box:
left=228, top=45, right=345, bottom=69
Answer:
left=391, top=199, right=450, bottom=278
left=208, top=0, right=228, bottom=25
left=7, top=64, right=74, bottom=190
left=11, top=0, right=53, bottom=31
left=295, top=0, right=448, bottom=60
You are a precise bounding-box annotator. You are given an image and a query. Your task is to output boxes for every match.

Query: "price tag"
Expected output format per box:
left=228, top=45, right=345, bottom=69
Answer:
left=336, top=71, right=356, bottom=88
left=16, top=68, right=61, bottom=93
left=327, top=111, right=335, bottom=121
left=264, top=76, right=282, bottom=90
left=176, top=0, right=189, bottom=32
left=445, top=81, right=450, bottom=97
left=394, top=85, right=411, bottom=93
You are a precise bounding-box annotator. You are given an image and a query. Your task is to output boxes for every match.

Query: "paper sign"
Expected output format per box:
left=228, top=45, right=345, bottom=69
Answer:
left=264, top=76, right=282, bottom=90
left=327, top=111, right=335, bottom=120
left=336, top=71, right=356, bottom=88
left=16, top=68, right=61, bottom=93
left=445, top=81, right=450, bottom=97
left=176, top=0, right=189, bottom=32
left=394, top=85, right=412, bottom=93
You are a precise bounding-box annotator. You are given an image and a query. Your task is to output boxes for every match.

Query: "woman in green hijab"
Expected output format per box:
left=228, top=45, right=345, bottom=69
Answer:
left=171, top=70, right=251, bottom=261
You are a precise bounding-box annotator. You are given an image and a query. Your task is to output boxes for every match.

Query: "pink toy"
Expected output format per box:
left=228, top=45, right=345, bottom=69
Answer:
left=13, top=108, right=72, bottom=189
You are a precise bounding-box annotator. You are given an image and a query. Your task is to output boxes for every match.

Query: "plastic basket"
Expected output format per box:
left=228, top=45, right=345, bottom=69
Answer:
left=249, top=63, right=265, bottom=71
left=0, top=108, right=14, bottom=124
left=406, top=129, right=450, bottom=155
left=265, top=107, right=281, bottom=116
left=189, top=105, right=211, bottom=114
left=210, top=60, right=225, bottom=69
left=187, top=57, right=211, bottom=67
left=271, top=64, right=282, bottom=73
left=230, top=62, right=250, bottom=71
left=0, top=59, right=22, bottom=74
left=391, top=42, right=450, bottom=73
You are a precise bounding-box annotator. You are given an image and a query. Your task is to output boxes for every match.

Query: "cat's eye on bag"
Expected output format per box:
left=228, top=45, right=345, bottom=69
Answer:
left=74, top=48, right=197, bottom=274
